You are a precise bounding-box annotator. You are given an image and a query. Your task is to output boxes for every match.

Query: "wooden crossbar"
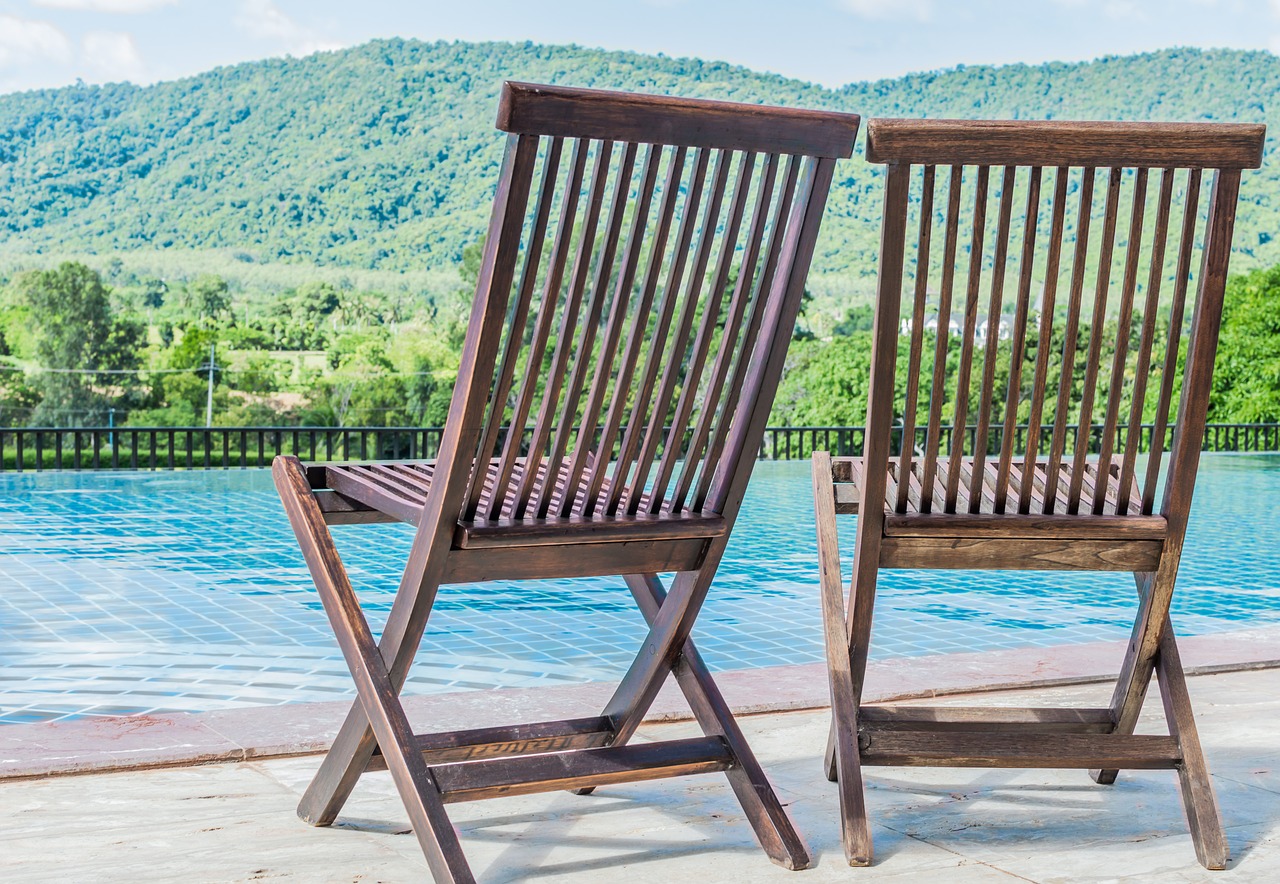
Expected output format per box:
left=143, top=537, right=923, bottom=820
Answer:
left=858, top=705, right=1115, bottom=733
left=365, top=717, right=614, bottom=769
left=858, top=731, right=1182, bottom=770
left=866, top=119, right=1265, bottom=168
left=432, top=736, right=735, bottom=803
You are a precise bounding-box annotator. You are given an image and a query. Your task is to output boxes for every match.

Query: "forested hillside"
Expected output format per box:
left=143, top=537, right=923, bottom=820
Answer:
left=1, top=41, right=1277, bottom=429
left=1, top=41, right=1278, bottom=303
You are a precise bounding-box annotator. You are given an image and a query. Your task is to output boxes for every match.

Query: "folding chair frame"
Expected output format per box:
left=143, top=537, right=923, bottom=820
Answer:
left=813, top=118, right=1265, bottom=871
left=273, top=82, right=860, bottom=882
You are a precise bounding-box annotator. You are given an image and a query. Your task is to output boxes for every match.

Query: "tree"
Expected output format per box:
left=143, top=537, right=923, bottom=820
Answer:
left=183, top=274, right=231, bottom=326
left=140, top=277, right=167, bottom=310
left=18, top=262, right=143, bottom=425
left=1211, top=265, right=1280, bottom=422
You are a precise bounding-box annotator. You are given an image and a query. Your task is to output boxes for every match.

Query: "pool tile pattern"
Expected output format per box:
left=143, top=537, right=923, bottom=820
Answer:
left=2, top=456, right=1279, bottom=725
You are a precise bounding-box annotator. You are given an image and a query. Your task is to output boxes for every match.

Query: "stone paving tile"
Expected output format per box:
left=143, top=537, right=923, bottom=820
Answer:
left=5, top=668, right=1277, bottom=882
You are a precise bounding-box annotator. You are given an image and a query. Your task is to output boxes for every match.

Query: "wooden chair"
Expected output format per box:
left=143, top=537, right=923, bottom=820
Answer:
left=273, top=81, right=859, bottom=882
left=812, top=118, right=1264, bottom=869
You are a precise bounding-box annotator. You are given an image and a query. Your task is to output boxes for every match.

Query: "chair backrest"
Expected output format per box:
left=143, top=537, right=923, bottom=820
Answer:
left=860, top=119, right=1264, bottom=528
left=432, top=82, right=859, bottom=529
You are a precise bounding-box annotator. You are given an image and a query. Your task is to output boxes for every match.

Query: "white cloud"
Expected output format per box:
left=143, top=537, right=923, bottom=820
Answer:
left=82, top=30, right=146, bottom=82
left=32, top=0, right=177, bottom=12
left=841, top=0, right=933, bottom=22
left=1049, top=0, right=1150, bottom=16
left=0, top=15, right=73, bottom=69
left=233, top=0, right=344, bottom=56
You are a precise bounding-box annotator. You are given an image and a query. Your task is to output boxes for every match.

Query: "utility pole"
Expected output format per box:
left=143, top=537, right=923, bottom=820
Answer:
left=205, top=342, right=216, bottom=427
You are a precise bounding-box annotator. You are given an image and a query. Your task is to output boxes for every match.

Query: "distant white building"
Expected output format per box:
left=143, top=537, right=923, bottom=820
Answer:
left=900, top=313, right=1014, bottom=343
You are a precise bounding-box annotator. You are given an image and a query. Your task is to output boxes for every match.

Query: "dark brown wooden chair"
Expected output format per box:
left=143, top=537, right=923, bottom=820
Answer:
left=812, top=118, right=1264, bottom=869
left=273, top=81, right=859, bottom=882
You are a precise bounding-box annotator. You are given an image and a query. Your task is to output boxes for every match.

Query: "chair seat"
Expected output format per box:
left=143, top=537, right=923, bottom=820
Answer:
left=831, top=455, right=1166, bottom=540
left=306, top=458, right=727, bottom=548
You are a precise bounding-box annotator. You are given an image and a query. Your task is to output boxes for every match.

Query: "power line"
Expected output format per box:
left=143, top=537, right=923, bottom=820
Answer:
left=0, top=365, right=188, bottom=375
left=0, top=364, right=440, bottom=377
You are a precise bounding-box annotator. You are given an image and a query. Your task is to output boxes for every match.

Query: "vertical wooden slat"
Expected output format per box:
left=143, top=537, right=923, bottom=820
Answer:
left=919, top=165, right=963, bottom=514
left=691, top=155, right=800, bottom=512
left=1069, top=167, right=1124, bottom=514
left=1092, top=168, right=1149, bottom=513
left=604, top=148, right=711, bottom=515
left=535, top=141, right=639, bottom=518
left=944, top=165, right=993, bottom=513
left=962, top=165, right=1018, bottom=513
left=582, top=146, right=687, bottom=515
left=1018, top=167, right=1069, bottom=513
left=670, top=154, right=779, bottom=514
left=1118, top=170, right=1174, bottom=515
left=993, top=166, right=1042, bottom=513
left=513, top=139, right=614, bottom=519
left=486, top=139, right=588, bottom=520
left=630, top=149, right=733, bottom=514
left=704, top=156, right=834, bottom=512
left=895, top=165, right=936, bottom=514
left=462, top=136, right=563, bottom=521
left=556, top=143, right=662, bottom=517
left=659, top=152, right=756, bottom=514
left=1042, top=167, right=1096, bottom=513
left=1143, top=168, right=1202, bottom=514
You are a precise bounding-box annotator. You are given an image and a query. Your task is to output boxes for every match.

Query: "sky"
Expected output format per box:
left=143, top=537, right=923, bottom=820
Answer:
left=1, top=0, right=1279, bottom=95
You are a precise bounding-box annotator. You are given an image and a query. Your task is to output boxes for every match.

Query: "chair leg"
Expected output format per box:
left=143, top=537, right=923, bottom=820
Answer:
left=1094, top=571, right=1161, bottom=786
left=624, top=574, right=811, bottom=870
left=292, top=482, right=451, bottom=825
left=274, top=459, right=474, bottom=882
left=813, top=454, right=874, bottom=865
left=819, top=571, right=873, bottom=866
left=823, top=721, right=838, bottom=783
left=1157, top=628, right=1229, bottom=870
left=603, top=564, right=720, bottom=742
left=297, top=704, right=380, bottom=825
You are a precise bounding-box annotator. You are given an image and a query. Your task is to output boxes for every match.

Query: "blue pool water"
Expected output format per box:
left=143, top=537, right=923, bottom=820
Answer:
left=1, top=456, right=1278, bottom=725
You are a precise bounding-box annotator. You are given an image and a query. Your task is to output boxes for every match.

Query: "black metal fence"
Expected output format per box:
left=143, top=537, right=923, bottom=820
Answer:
left=0, top=423, right=1277, bottom=472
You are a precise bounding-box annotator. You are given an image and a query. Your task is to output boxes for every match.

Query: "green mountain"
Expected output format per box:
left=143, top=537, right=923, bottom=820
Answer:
left=0, top=40, right=1276, bottom=304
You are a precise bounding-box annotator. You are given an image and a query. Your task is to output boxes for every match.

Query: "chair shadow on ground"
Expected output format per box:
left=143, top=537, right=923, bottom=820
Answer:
left=309, top=727, right=1280, bottom=877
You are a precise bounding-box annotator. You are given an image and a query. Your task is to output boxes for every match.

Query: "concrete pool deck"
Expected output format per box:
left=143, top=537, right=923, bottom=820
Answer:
left=5, top=666, right=1280, bottom=882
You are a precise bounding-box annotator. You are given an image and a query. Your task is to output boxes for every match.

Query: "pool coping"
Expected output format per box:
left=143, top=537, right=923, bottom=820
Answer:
left=4, top=622, right=1280, bottom=782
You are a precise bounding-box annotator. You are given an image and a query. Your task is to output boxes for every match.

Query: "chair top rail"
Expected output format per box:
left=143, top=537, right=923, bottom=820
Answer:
left=865, top=118, right=1265, bottom=169
left=497, top=81, right=860, bottom=158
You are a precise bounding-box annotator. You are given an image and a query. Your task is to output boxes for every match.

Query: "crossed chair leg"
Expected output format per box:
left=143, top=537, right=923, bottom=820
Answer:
left=274, top=460, right=810, bottom=882
left=813, top=522, right=1229, bottom=870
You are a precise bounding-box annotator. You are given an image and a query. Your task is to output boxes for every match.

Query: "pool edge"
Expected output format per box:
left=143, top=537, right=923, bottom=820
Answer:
left=4, top=622, right=1280, bottom=782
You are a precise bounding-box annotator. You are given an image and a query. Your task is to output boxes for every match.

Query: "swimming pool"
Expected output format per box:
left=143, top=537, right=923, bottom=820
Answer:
left=2, top=456, right=1278, bottom=725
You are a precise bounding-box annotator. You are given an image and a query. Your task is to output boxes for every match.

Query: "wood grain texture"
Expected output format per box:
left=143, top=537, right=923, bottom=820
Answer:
left=365, top=717, right=613, bottom=770
left=432, top=736, right=733, bottom=803
left=498, top=81, right=859, bottom=157
left=879, top=536, right=1164, bottom=571
left=813, top=452, right=873, bottom=866
left=859, top=705, right=1115, bottom=733
left=859, top=731, right=1181, bottom=769
left=866, top=118, right=1265, bottom=168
